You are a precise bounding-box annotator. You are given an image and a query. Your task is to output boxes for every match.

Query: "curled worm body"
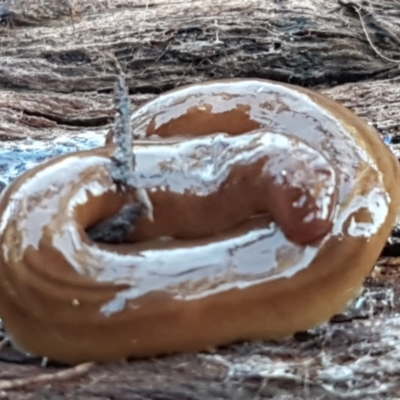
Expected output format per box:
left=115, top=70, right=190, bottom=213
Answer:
left=0, top=79, right=399, bottom=364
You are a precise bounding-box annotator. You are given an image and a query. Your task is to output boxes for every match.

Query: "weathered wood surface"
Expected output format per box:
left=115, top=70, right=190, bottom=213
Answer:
left=1, top=0, right=400, bottom=139
left=1, top=0, right=400, bottom=399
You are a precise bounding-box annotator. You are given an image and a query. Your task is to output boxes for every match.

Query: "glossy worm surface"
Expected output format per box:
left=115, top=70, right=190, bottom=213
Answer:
left=0, top=79, right=399, bottom=364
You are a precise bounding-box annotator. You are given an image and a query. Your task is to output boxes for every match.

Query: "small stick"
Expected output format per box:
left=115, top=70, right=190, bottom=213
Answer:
left=112, top=76, right=154, bottom=216
left=0, top=362, right=94, bottom=391
left=87, top=76, right=153, bottom=244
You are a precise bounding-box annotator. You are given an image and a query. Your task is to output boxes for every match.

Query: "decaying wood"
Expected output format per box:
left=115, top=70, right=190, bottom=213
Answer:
left=1, top=0, right=400, bottom=139
left=1, top=0, right=400, bottom=399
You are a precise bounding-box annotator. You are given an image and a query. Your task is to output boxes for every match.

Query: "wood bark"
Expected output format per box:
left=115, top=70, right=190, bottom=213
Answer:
left=1, top=0, right=400, bottom=399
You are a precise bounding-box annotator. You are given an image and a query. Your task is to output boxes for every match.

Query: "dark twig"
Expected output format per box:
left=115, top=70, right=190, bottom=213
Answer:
left=87, top=76, right=153, bottom=244
left=110, top=76, right=137, bottom=187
